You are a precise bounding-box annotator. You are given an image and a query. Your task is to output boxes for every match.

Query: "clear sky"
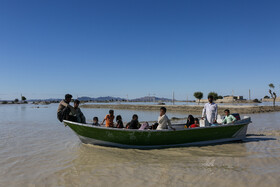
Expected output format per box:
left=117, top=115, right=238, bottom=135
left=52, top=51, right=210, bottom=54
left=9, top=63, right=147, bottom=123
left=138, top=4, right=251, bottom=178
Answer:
left=0, top=0, right=279, bottom=100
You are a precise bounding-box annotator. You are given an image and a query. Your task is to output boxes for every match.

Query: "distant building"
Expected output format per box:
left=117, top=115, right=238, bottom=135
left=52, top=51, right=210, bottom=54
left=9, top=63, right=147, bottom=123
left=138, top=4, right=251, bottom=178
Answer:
left=195, top=95, right=246, bottom=103
left=223, top=96, right=236, bottom=100
left=223, top=95, right=244, bottom=101
left=237, top=96, right=244, bottom=100
left=263, top=97, right=280, bottom=102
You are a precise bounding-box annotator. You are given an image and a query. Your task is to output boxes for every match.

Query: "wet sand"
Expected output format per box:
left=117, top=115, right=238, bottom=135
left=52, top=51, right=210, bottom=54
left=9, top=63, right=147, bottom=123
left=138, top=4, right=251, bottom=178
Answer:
left=81, top=104, right=280, bottom=115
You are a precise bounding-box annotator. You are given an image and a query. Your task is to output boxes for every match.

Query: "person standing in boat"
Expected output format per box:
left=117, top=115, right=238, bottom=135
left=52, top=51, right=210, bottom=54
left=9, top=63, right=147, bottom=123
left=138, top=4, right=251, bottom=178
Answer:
left=202, top=95, right=218, bottom=126
left=57, top=94, right=75, bottom=122
left=156, top=107, right=176, bottom=131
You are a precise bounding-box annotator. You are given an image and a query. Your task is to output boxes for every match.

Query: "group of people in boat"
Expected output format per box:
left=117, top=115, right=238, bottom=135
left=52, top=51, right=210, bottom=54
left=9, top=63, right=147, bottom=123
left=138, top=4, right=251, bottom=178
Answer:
left=57, top=94, right=86, bottom=124
left=201, top=95, right=237, bottom=126
left=94, top=106, right=176, bottom=130
left=57, top=94, right=238, bottom=130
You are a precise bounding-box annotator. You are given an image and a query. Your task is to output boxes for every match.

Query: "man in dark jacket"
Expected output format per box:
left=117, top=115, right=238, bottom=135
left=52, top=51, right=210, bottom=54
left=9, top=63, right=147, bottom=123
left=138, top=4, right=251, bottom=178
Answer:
left=57, top=94, right=75, bottom=122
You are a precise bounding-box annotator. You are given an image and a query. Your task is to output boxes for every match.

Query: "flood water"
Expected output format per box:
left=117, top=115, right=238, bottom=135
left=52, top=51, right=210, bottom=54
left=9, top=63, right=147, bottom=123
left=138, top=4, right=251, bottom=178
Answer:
left=0, top=104, right=280, bottom=187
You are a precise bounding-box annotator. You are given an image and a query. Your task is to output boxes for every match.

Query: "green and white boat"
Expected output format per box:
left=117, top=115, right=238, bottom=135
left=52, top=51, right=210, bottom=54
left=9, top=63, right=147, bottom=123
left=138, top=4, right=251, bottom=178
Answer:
left=64, top=117, right=252, bottom=149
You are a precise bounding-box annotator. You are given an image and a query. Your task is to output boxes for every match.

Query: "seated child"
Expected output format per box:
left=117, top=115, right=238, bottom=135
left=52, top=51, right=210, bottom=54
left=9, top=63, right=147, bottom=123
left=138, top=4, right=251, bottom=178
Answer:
left=129, top=114, right=140, bottom=129
left=126, top=122, right=130, bottom=129
left=69, top=100, right=86, bottom=123
left=156, top=107, right=175, bottom=130
left=139, top=122, right=149, bottom=130
left=92, top=117, right=100, bottom=126
left=116, top=115, right=124, bottom=128
left=185, top=115, right=194, bottom=128
left=221, top=109, right=236, bottom=124
left=189, top=118, right=200, bottom=128
left=101, top=110, right=115, bottom=127
left=150, top=122, right=159, bottom=130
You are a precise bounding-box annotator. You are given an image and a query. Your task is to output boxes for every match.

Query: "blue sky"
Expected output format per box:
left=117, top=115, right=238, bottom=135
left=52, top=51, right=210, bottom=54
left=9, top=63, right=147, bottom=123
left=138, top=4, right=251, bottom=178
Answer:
left=0, top=0, right=280, bottom=100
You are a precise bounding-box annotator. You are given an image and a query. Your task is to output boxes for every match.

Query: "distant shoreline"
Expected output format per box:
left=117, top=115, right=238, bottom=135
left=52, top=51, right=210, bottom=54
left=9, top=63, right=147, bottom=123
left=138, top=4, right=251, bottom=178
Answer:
left=81, top=104, right=280, bottom=114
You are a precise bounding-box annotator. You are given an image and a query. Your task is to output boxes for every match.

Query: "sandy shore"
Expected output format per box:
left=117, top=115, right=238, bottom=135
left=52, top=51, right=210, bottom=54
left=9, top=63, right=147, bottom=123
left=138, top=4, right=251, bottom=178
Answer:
left=81, top=104, right=280, bottom=114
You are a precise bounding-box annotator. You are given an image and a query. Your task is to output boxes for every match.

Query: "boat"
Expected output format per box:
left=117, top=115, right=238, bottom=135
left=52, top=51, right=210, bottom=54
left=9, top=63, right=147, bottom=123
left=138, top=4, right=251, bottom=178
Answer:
left=64, top=117, right=252, bottom=149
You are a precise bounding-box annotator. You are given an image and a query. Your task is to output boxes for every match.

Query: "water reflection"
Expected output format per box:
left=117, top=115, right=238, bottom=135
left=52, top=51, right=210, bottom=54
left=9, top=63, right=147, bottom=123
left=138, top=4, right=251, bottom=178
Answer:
left=48, top=142, right=251, bottom=186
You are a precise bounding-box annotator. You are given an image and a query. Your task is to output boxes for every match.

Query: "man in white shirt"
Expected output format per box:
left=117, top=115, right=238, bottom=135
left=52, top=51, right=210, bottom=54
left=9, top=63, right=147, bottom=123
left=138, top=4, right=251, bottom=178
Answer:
left=202, top=95, right=218, bottom=125
left=156, top=107, right=176, bottom=130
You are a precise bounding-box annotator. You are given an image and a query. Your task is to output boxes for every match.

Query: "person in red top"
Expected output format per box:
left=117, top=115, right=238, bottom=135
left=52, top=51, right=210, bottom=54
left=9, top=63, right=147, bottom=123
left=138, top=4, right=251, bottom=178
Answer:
left=101, top=110, right=115, bottom=127
left=189, top=118, right=200, bottom=128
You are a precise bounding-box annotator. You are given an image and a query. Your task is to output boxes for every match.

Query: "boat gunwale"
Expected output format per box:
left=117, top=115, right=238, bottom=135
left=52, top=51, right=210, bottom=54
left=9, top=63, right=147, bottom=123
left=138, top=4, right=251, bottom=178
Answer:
left=63, top=118, right=251, bottom=132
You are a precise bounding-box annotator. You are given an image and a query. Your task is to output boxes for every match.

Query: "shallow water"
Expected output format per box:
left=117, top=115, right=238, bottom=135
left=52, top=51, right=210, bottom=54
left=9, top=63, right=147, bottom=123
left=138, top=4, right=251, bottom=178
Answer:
left=0, top=104, right=279, bottom=187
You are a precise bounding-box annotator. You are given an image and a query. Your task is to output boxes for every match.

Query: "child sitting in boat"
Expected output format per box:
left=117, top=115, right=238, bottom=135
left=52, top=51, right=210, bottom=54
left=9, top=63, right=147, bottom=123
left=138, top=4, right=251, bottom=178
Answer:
left=129, top=114, right=140, bottom=129
left=69, top=100, right=86, bottom=123
left=150, top=122, right=159, bottom=130
left=101, top=110, right=115, bottom=127
left=156, top=107, right=176, bottom=131
left=139, top=122, right=149, bottom=130
left=92, top=117, right=100, bottom=126
left=116, top=115, right=124, bottom=128
left=189, top=118, right=200, bottom=128
left=185, top=115, right=194, bottom=128
left=221, top=109, right=236, bottom=124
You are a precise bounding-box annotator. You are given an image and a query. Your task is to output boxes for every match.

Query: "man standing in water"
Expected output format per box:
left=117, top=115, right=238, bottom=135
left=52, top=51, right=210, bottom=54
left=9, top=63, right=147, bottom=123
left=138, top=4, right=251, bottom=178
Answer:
left=202, top=95, right=218, bottom=126
left=57, top=94, right=75, bottom=122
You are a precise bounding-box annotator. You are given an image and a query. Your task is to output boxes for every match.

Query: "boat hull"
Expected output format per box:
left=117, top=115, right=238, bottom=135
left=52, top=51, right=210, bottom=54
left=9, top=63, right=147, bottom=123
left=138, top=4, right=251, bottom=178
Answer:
left=64, top=118, right=251, bottom=148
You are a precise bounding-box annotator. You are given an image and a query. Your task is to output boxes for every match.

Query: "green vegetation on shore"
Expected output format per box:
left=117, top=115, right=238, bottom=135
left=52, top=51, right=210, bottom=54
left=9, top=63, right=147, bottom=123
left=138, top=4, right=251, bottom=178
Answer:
left=1, top=95, right=28, bottom=104
left=193, top=92, right=203, bottom=104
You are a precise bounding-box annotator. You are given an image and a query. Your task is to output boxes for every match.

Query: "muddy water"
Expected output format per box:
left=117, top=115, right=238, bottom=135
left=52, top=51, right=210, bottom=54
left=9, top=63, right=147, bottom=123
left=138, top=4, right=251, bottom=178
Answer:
left=0, top=104, right=279, bottom=187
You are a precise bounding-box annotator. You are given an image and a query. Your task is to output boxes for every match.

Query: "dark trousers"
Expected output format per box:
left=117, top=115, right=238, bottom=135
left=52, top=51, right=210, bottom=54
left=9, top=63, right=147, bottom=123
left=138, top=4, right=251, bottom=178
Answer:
left=149, top=123, right=159, bottom=130
left=57, top=107, right=77, bottom=122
